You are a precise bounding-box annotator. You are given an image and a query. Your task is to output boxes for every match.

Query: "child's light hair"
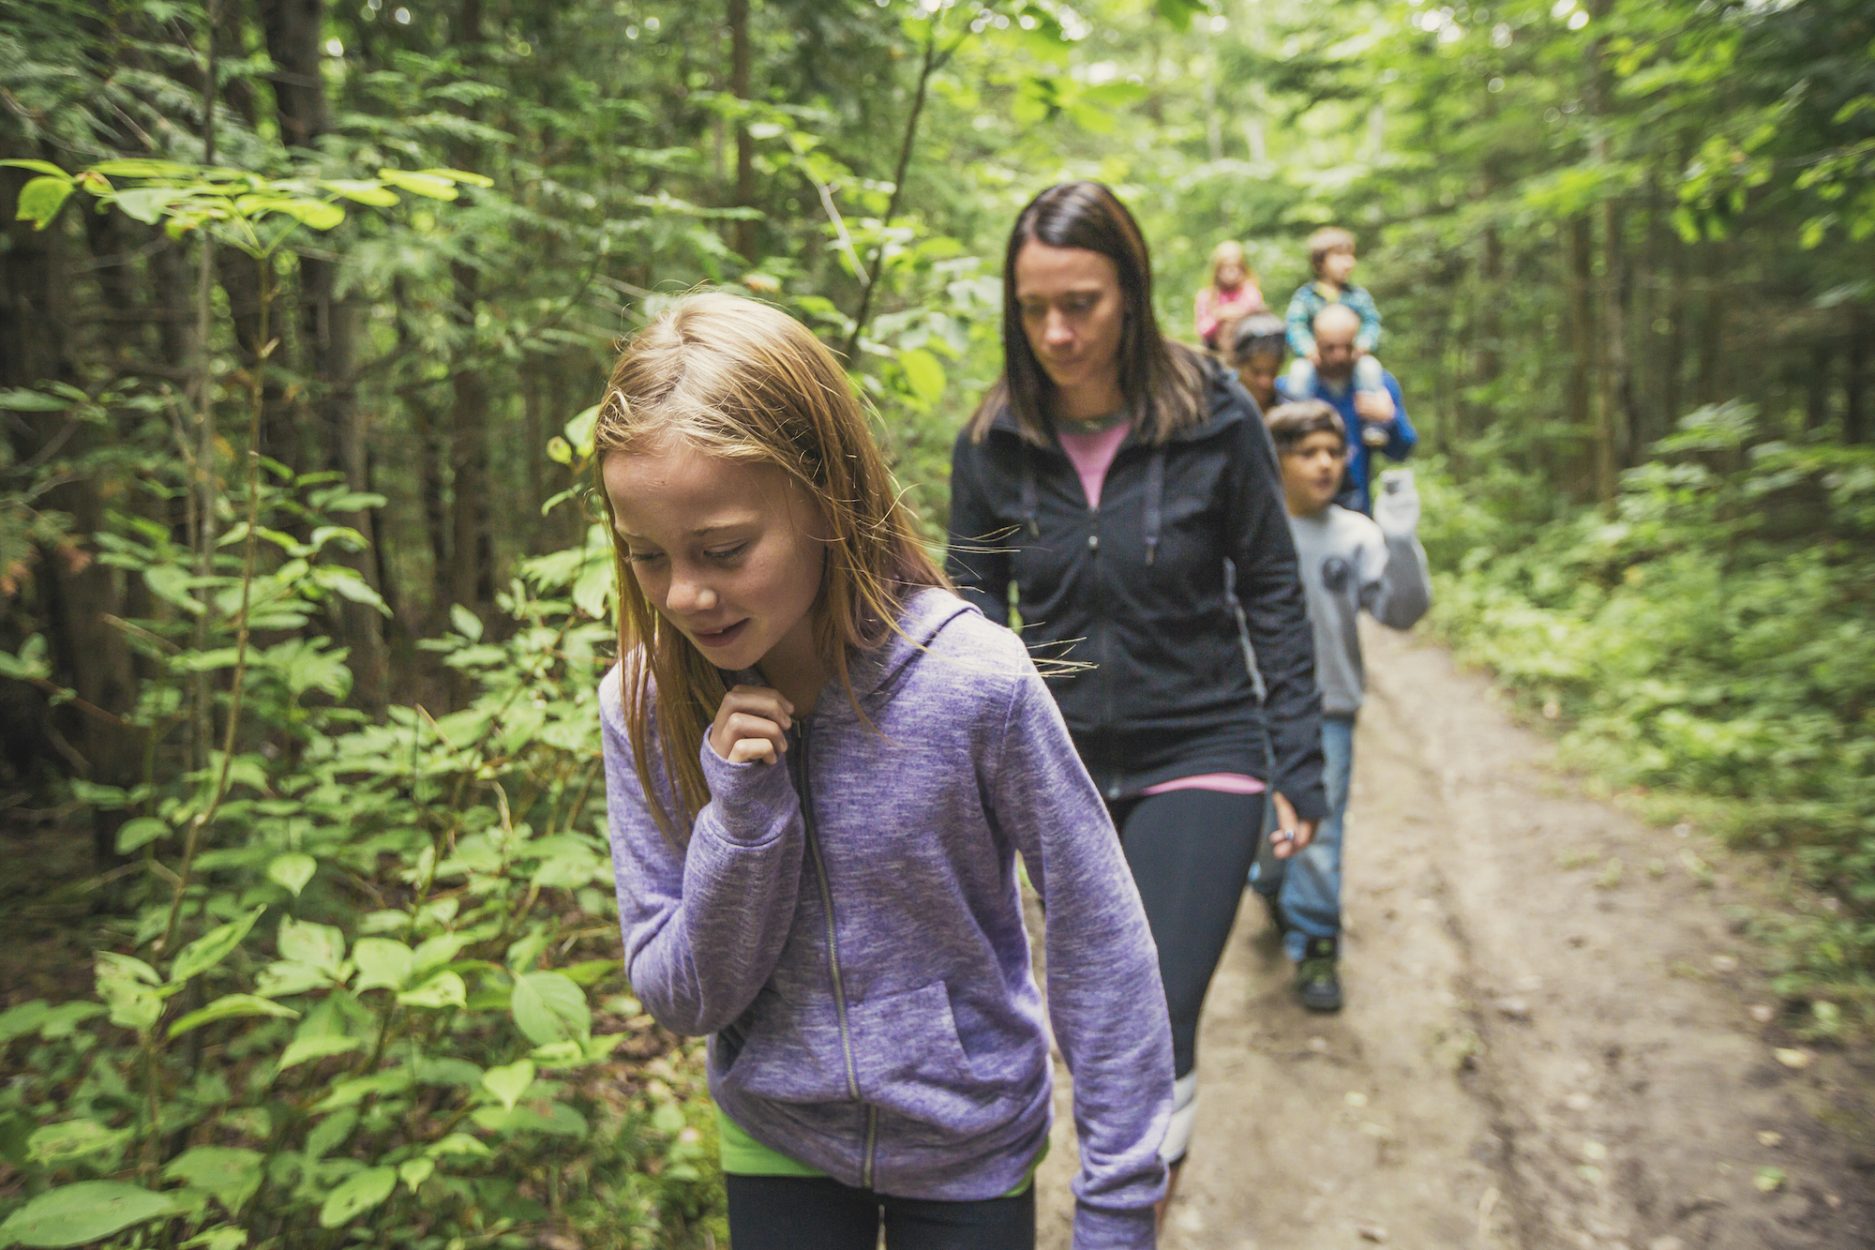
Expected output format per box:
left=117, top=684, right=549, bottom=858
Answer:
left=1307, top=226, right=1357, bottom=276
left=596, top=291, right=947, bottom=842
left=1265, top=399, right=1347, bottom=453
left=1209, top=239, right=1254, bottom=287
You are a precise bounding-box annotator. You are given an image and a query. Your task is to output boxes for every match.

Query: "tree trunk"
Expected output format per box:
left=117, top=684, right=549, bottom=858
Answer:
left=259, top=0, right=389, bottom=711
left=0, top=171, right=141, bottom=855
left=1848, top=303, right=1869, bottom=445
left=729, top=0, right=756, bottom=261
left=1567, top=215, right=1598, bottom=499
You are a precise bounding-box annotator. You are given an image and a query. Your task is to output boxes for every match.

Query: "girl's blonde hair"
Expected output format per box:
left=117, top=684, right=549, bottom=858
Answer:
left=596, top=291, right=947, bottom=841
left=1209, top=240, right=1255, bottom=288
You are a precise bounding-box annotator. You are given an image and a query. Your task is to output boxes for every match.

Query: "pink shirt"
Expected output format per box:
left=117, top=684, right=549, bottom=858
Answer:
left=1054, top=423, right=1266, bottom=799
left=1055, top=422, right=1130, bottom=510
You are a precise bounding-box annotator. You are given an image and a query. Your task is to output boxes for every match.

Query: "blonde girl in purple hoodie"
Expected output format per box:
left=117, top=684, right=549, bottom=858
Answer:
left=597, top=292, right=1174, bottom=1250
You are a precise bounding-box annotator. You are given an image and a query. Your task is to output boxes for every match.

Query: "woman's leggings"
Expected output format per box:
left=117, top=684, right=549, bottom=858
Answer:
left=1108, top=788, right=1266, bottom=1157
left=724, top=1174, right=1035, bottom=1250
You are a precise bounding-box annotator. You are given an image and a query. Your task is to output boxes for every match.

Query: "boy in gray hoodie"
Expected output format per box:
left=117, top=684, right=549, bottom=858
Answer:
left=1256, top=400, right=1431, bottom=1011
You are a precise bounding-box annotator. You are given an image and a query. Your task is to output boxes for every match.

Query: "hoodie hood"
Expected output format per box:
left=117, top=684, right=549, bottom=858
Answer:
left=721, top=586, right=978, bottom=707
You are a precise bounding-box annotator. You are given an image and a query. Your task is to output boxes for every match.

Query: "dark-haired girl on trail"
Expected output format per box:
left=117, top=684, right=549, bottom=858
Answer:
left=946, top=182, right=1329, bottom=1208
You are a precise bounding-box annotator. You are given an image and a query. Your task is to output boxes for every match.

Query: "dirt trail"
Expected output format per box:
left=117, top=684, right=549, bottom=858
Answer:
left=1035, top=628, right=1874, bottom=1250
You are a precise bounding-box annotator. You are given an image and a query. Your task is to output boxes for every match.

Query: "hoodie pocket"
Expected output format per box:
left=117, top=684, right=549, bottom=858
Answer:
left=846, top=980, right=1038, bottom=1137
left=714, top=986, right=854, bottom=1107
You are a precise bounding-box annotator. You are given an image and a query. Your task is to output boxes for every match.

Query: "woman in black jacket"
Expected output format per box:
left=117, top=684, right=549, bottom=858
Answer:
left=946, top=181, right=1328, bottom=1206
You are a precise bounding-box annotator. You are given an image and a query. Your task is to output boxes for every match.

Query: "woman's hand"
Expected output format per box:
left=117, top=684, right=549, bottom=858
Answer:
left=1268, top=791, right=1318, bottom=859
left=708, top=685, right=795, bottom=765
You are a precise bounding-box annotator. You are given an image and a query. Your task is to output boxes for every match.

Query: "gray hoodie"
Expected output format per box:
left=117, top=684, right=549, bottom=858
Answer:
left=1288, top=475, right=1431, bottom=716
left=602, top=588, right=1173, bottom=1248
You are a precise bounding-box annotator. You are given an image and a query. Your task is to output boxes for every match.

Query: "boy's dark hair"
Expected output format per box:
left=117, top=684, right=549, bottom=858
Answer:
left=1229, top=313, right=1287, bottom=364
left=1265, top=399, right=1347, bottom=453
left=1307, top=226, right=1357, bottom=275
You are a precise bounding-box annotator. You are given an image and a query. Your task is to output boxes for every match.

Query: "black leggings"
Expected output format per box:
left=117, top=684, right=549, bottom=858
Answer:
left=724, top=1174, right=1035, bottom=1250
left=1109, top=788, right=1266, bottom=1078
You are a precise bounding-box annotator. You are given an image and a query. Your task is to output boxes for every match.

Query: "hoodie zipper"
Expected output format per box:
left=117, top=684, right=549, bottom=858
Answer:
left=793, top=720, right=878, bottom=1188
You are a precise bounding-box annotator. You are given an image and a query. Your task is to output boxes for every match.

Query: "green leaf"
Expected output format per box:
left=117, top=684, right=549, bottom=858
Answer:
left=397, top=1158, right=434, bottom=1193
left=397, top=971, right=467, bottom=1010
left=89, top=158, right=197, bottom=179
left=563, top=403, right=601, bottom=457
left=0, top=159, right=71, bottom=177
left=277, top=915, right=344, bottom=972
left=418, top=166, right=494, bottom=188
left=167, top=993, right=299, bottom=1039
left=424, top=1132, right=493, bottom=1159
left=96, top=952, right=165, bottom=1032
left=115, top=817, right=170, bottom=854
left=376, top=169, right=460, bottom=201
left=352, top=937, right=415, bottom=991
left=449, top=604, right=483, bottom=641
left=15, top=177, right=74, bottom=229
left=112, top=187, right=184, bottom=225
left=25, top=1119, right=131, bottom=1166
left=145, top=563, right=205, bottom=615
left=181, top=1228, right=248, bottom=1250
left=321, top=179, right=399, bottom=207
left=163, top=1147, right=263, bottom=1216
left=316, top=1165, right=397, bottom=1229
left=0, top=1181, right=181, bottom=1248
left=899, top=348, right=946, bottom=406
left=169, top=905, right=267, bottom=984
left=277, top=1033, right=362, bottom=1071
left=267, top=852, right=317, bottom=898
left=0, top=389, right=71, bottom=414
left=480, top=1058, right=535, bottom=1111
left=510, top=971, right=590, bottom=1046
left=573, top=557, right=613, bottom=620
left=230, top=193, right=345, bottom=230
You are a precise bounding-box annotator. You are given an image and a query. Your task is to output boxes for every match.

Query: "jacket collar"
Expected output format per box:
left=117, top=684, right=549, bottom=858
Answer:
left=985, top=356, right=1250, bottom=451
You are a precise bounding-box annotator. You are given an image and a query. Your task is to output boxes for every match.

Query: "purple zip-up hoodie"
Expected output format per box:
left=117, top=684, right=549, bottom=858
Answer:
left=602, top=588, right=1173, bottom=1248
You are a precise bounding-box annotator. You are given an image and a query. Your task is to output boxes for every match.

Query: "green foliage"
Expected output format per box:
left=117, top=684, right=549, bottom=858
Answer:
left=1418, top=408, right=1875, bottom=1029
left=0, top=494, right=723, bottom=1246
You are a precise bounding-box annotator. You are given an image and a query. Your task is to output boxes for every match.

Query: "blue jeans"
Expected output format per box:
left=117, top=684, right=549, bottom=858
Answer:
left=1252, top=714, right=1355, bottom=963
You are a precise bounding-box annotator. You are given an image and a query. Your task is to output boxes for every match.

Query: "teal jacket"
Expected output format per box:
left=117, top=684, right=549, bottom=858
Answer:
left=1284, top=281, right=1382, bottom=357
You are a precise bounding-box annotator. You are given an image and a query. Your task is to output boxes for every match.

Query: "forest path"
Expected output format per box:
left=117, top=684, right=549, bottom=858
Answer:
left=1034, top=627, right=1874, bottom=1250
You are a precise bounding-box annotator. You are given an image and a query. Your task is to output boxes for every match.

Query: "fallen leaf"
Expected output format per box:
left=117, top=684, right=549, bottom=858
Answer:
left=1710, top=953, right=1740, bottom=973
left=1773, top=1048, right=1814, bottom=1071
left=1748, top=1003, right=1776, bottom=1024
left=1358, top=1224, right=1388, bottom=1243
left=1755, top=1166, right=1786, bottom=1193
left=1756, top=1130, right=1783, bottom=1148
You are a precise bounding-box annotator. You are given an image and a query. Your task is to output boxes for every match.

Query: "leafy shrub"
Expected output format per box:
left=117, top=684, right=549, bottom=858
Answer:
left=0, top=470, right=725, bottom=1249
left=1416, top=405, right=1875, bottom=1030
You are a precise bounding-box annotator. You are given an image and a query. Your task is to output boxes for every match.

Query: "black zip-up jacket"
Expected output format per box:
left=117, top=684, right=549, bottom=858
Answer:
left=946, top=362, right=1329, bottom=822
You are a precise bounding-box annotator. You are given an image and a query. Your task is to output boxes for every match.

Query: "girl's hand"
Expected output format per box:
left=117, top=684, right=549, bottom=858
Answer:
left=709, top=685, right=795, bottom=765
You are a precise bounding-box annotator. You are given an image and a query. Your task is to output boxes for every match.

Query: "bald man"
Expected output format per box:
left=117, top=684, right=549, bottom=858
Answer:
left=1280, top=304, right=1416, bottom=514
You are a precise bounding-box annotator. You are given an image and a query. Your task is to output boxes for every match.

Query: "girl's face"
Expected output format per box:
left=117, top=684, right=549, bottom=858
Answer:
left=603, top=441, right=829, bottom=687
left=1014, top=241, right=1125, bottom=402
left=1216, top=259, right=1246, bottom=289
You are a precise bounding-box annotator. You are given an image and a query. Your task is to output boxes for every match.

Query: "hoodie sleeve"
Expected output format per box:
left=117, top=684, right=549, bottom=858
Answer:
left=993, top=666, right=1173, bottom=1250
left=601, top=673, right=805, bottom=1036
left=1221, top=383, right=1331, bottom=823
left=945, top=430, right=1016, bottom=627
left=1364, top=483, right=1432, bottom=632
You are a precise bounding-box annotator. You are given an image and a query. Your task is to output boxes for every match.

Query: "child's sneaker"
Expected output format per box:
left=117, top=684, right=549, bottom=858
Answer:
left=1295, top=936, right=1342, bottom=1012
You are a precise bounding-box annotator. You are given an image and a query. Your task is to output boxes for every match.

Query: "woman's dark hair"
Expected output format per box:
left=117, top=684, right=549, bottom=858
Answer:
left=968, top=181, right=1205, bottom=446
